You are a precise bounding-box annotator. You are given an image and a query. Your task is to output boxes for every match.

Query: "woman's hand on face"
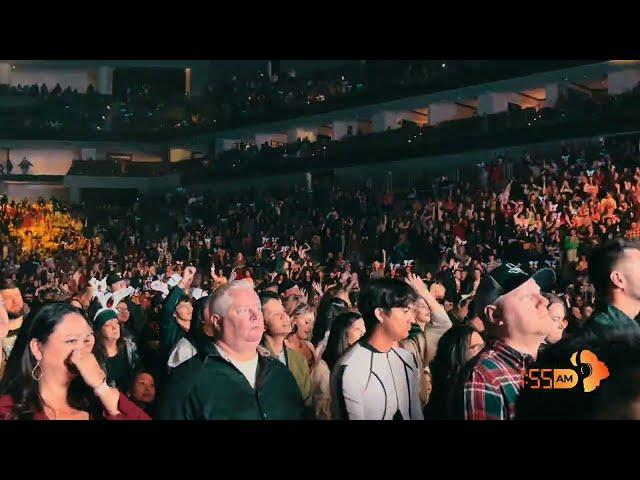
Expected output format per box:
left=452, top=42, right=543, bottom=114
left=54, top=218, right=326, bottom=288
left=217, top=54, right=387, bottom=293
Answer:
left=68, top=350, right=106, bottom=389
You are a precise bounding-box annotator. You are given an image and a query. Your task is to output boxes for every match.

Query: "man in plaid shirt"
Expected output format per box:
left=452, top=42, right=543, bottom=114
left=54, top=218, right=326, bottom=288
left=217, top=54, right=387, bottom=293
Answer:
left=462, top=263, right=556, bottom=420
left=624, top=222, right=640, bottom=240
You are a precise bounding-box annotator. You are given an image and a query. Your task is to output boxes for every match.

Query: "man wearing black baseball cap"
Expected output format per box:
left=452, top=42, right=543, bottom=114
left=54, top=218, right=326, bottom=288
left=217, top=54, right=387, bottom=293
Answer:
left=459, top=263, right=555, bottom=420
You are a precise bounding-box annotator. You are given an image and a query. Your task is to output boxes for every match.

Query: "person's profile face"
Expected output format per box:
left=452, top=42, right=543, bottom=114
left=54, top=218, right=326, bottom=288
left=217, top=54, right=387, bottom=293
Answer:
left=467, top=331, right=485, bottom=361
left=498, top=280, right=552, bottom=338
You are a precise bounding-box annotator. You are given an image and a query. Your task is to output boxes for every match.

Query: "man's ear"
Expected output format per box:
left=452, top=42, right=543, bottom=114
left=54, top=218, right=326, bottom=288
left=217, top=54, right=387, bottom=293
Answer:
left=209, top=313, right=223, bottom=335
left=484, top=304, right=502, bottom=326
left=374, top=307, right=385, bottom=324
left=610, top=270, right=625, bottom=290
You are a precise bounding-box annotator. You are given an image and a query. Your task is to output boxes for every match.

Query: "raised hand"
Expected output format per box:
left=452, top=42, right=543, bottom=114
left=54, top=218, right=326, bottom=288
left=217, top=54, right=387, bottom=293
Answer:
left=181, top=266, right=196, bottom=289
left=312, top=280, right=323, bottom=296
left=405, top=272, right=429, bottom=298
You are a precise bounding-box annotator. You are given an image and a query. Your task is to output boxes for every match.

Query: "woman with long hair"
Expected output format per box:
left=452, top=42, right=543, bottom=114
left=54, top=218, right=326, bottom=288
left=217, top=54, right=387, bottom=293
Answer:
left=92, top=308, right=139, bottom=392
left=310, top=293, right=349, bottom=361
left=423, top=324, right=485, bottom=420
left=310, top=311, right=365, bottom=420
left=0, top=303, right=149, bottom=420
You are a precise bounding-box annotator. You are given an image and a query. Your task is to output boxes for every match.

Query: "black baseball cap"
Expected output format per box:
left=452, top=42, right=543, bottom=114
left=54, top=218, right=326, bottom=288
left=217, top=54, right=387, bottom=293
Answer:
left=106, top=272, right=123, bottom=288
left=472, top=263, right=555, bottom=319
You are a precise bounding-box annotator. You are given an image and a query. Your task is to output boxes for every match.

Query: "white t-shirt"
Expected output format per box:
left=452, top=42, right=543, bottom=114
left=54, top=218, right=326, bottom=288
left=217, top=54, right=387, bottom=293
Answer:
left=215, top=345, right=259, bottom=389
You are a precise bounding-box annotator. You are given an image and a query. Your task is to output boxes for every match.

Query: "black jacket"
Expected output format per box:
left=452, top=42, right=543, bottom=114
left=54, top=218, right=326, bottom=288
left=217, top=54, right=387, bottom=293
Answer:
left=156, top=340, right=305, bottom=420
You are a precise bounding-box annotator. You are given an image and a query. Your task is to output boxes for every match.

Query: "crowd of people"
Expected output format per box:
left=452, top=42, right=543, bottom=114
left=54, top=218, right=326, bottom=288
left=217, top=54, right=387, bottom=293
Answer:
left=2, top=133, right=640, bottom=419
left=0, top=60, right=590, bottom=139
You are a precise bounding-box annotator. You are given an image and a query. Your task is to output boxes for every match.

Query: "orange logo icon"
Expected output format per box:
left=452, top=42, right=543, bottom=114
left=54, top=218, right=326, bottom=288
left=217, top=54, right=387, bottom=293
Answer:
left=570, top=350, right=610, bottom=393
left=523, top=349, right=610, bottom=392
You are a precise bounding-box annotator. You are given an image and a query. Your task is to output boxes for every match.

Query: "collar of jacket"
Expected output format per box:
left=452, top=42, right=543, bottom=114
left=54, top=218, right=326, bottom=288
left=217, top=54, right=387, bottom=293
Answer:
left=259, top=337, right=288, bottom=365
left=596, top=303, right=638, bottom=329
left=199, top=340, right=272, bottom=362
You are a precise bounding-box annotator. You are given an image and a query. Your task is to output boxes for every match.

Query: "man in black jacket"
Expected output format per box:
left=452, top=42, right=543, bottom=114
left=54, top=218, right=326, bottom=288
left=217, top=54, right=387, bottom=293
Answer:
left=156, top=279, right=305, bottom=420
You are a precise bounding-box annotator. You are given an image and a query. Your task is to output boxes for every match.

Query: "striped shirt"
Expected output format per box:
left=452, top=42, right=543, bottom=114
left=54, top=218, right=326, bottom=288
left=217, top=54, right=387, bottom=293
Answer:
left=463, top=340, right=534, bottom=420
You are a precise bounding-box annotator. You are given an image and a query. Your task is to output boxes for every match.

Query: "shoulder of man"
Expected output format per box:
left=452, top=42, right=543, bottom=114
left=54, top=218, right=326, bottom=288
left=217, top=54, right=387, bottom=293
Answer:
left=465, top=350, right=504, bottom=388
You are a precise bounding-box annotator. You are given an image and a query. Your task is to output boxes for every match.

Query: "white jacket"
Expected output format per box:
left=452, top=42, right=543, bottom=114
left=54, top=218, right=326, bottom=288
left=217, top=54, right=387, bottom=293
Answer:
left=330, top=342, right=424, bottom=420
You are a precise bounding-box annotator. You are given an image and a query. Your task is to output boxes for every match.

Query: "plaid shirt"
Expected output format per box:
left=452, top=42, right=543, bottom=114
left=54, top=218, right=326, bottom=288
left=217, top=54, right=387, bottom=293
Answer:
left=463, top=340, right=534, bottom=420
left=625, top=228, right=640, bottom=240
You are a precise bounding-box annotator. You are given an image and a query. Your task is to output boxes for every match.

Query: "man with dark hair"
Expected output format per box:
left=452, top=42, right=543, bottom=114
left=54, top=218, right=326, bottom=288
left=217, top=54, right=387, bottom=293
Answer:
left=0, top=278, right=27, bottom=362
left=585, top=239, right=640, bottom=338
left=460, top=263, right=555, bottom=420
left=331, top=278, right=423, bottom=420
left=258, top=291, right=312, bottom=409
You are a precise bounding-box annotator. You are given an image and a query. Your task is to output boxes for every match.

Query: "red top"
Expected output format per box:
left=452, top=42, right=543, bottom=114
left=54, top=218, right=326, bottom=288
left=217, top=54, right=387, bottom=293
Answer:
left=0, top=392, right=151, bottom=420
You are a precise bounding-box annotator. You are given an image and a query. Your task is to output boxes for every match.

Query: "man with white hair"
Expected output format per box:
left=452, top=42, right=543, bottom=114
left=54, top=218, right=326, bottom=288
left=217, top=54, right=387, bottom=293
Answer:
left=156, top=279, right=305, bottom=420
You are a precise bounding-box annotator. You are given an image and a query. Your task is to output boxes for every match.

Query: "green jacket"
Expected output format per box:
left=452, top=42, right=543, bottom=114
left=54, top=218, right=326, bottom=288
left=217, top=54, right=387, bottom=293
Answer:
left=586, top=304, right=640, bottom=338
left=156, top=341, right=306, bottom=420
left=260, top=338, right=313, bottom=408
left=159, top=285, right=188, bottom=367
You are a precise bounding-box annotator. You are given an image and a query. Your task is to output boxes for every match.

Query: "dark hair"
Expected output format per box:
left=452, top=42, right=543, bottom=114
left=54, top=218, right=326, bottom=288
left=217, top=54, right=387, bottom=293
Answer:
left=127, top=370, right=156, bottom=418
left=311, top=295, right=349, bottom=346
left=589, top=238, right=640, bottom=300
left=322, top=312, right=363, bottom=371
left=424, top=325, right=479, bottom=420
left=177, top=294, right=192, bottom=304
left=357, top=278, right=417, bottom=333
left=0, top=303, right=102, bottom=420
left=258, top=290, right=281, bottom=308
left=0, top=277, right=18, bottom=290
left=543, top=293, right=568, bottom=318
left=129, top=370, right=155, bottom=393
left=186, top=296, right=213, bottom=350
left=92, top=315, right=126, bottom=367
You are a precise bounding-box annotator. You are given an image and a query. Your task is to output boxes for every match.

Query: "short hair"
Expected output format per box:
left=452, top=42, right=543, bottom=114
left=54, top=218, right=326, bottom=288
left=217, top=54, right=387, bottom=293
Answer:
left=207, top=279, right=256, bottom=318
left=177, top=294, right=192, bottom=304
left=357, top=278, right=417, bottom=333
left=0, top=278, right=17, bottom=290
left=258, top=290, right=281, bottom=309
left=589, top=238, right=640, bottom=298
